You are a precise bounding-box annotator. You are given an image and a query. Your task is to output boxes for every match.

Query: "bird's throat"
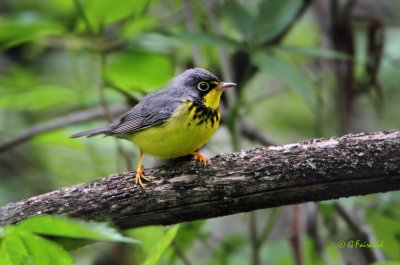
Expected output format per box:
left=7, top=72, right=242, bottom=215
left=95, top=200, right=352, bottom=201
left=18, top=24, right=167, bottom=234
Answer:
left=203, top=89, right=224, bottom=109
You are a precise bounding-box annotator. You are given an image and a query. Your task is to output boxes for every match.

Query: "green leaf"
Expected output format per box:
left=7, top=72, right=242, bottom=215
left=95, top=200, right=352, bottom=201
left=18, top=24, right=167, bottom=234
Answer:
left=20, top=231, right=73, bottom=265
left=256, top=0, right=302, bottom=44
left=79, top=0, right=156, bottom=33
left=129, top=33, right=178, bottom=53
left=276, top=46, right=351, bottom=60
left=224, top=0, right=302, bottom=45
left=106, top=51, right=173, bottom=91
left=0, top=231, right=31, bottom=265
left=122, top=16, right=159, bottom=37
left=17, top=215, right=139, bottom=243
left=0, top=227, right=73, bottom=265
left=127, top=226, right=165, bottom=254
left=142, top=225, right=180, bottom=265
left=223, top=0, right=256, bottom=43
left=171, top=32, right=241, bottom=48
left=251, top=52, right=314, bottom=106
left=0, top=14, right=64, bottom=49
left=0, top=85, right=77, bottom=111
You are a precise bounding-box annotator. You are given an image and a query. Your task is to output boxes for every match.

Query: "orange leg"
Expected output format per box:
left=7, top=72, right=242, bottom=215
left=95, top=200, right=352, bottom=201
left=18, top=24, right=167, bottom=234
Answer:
left=135, top=151, right=149, bottom=188
left=192, top=151, right=208, bottom=167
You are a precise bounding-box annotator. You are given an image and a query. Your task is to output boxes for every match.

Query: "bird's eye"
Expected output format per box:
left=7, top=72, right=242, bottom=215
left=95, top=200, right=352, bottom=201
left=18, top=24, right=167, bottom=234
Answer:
left=197, top=81, right=210, bottom=91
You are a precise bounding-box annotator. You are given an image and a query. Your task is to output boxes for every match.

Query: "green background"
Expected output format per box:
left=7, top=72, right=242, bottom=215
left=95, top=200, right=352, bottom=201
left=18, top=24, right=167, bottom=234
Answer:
left=1, top=0, right=400, bottom=264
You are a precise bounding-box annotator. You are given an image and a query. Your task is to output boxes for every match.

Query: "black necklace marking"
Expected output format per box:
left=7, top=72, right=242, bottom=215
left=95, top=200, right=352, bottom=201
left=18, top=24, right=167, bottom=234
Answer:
left=187, top=101, right=219, bottom=128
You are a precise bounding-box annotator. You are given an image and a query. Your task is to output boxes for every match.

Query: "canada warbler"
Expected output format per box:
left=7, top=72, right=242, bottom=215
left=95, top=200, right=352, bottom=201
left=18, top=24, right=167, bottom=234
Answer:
left=70, top=68, right=236, bottom=187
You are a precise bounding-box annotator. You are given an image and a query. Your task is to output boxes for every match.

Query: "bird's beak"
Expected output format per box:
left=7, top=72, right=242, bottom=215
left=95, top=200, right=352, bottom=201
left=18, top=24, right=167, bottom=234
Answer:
left=216, top=82, right=237, bottom=90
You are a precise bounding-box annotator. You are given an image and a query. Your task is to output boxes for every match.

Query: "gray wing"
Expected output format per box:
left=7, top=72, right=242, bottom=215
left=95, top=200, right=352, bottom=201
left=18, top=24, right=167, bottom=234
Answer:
left=110, top=90, right=182, bottom=134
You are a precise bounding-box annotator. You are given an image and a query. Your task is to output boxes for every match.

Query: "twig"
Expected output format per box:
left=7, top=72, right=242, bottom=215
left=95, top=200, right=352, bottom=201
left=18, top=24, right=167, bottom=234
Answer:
left=249, top=212, right=261, bottom=265
left=256, top=208, right=280, bottom=249
left=290, top=205, right=303, bottom=265
left=171, top=241, right=192, bottom=265
left=238, top=120, right=275, bottom=146
left=0, top=104, right=127, bottom=153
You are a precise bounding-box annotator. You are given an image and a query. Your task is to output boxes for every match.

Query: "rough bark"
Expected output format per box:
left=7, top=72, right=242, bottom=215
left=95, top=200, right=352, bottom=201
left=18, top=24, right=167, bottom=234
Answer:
left=1, top=130, right=400, bottom=229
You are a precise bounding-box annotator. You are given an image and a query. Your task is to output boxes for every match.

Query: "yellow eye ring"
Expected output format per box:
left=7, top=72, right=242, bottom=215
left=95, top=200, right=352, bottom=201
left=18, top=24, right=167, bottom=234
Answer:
left=197, top=81, right=210, bottom=91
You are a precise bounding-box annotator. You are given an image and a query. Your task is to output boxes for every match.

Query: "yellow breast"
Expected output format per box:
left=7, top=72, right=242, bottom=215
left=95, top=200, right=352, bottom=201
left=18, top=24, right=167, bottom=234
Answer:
left=127, top=101, right=221, bottom=158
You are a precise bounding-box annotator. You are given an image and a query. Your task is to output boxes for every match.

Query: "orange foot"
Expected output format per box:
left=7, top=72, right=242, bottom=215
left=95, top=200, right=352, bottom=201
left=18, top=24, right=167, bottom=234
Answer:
left=135, top=151, right=149, bottom=188
left=135, top=164, right=149, bottom=188
left=192, top=152, right=208, bottom=167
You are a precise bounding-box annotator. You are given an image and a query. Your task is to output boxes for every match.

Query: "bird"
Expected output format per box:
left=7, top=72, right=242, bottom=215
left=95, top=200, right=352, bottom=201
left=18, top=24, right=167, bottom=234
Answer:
left=70, top=68, right=237, bottom=187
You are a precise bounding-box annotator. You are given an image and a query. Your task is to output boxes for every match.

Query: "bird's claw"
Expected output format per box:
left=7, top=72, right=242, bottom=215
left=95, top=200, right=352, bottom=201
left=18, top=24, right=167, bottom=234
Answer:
left=193, top=152, right=208, bottom=167
left=135, top=165, right=149, bottom=188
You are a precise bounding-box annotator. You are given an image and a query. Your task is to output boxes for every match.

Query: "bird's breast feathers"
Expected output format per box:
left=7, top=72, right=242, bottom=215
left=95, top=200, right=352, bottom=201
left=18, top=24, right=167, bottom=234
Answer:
left=127, top=100, right=220, bottom=158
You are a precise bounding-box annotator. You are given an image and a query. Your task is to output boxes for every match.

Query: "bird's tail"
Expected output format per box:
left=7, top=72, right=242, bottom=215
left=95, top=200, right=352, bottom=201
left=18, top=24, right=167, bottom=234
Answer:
left=69, top=125, right=113, bottom=138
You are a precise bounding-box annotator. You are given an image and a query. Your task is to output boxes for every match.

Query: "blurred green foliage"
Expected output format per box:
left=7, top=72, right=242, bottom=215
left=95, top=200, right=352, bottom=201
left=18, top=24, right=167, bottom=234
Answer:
left=0, top=215, right=138, bottom=265
left=106, top=52, right=174, bottom=91
left=1, top=0, right=400, bottom=264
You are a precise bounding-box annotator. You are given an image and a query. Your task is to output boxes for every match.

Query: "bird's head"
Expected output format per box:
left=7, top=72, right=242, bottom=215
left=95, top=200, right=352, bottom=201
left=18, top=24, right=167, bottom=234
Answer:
left=171, top=68, right=236, bottom=108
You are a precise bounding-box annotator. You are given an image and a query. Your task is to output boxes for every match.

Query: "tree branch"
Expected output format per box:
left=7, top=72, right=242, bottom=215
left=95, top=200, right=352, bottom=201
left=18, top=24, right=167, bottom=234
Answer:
left=1, top=130, right=400, bottom=229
